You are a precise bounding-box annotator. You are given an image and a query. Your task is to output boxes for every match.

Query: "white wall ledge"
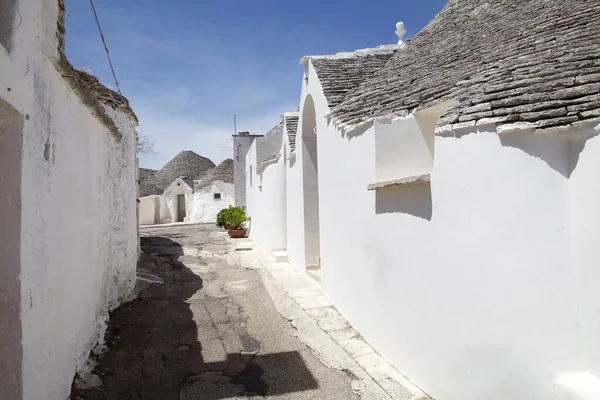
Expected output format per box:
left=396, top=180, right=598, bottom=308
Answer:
left=367, top=174, right=430, bottom=191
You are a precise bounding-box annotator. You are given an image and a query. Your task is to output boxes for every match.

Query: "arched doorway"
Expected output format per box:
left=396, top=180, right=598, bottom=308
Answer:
left=301, top=95, right=320, bottom=271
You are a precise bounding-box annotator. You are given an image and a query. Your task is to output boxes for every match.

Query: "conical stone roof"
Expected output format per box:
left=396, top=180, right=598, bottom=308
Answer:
left=195, top=159, right=234, bottom=189
left=140, top=151, right=215, bottom=196
left=330, top=0, right=600, bottom=132
left=139, top=168, right=156, bottom=183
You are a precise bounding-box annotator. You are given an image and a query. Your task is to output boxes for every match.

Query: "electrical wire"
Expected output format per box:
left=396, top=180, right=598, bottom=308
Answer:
left=0, top=3, right=22, bottom=36
left=88, top=0, right=122, bottom=95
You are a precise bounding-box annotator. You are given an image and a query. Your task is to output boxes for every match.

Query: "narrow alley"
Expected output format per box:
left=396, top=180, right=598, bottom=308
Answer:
left=71, top=224, right=360, bottom=400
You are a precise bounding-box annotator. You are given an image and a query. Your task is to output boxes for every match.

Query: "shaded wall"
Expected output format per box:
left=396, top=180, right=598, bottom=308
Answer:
left=0, top=95, right=24, bottom=400
left=233, top=135, right=259, bottom=207
left=138, top=195, right=170, bottom=225
left=245, top=141, right=288, bottom=253
left=1, top=1, right=138, bottom=398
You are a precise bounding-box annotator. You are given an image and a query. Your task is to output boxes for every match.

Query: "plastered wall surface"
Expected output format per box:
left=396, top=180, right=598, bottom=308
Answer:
left=280, top=60, right=600, bottom=400
left=233, top=135, right=258, bottom=206
left=245, top=141, right=288, bottom=253
left=0, top=2, right=138, bottom=398
left=0, top=97, right=24, bottom=400
left=138, top=195, right=170, bottom=225
left=164, top=180, right=193, bottom=223
left=189, top=181, right=234, bottom=223
left=317, top=121, right=600, bottom=400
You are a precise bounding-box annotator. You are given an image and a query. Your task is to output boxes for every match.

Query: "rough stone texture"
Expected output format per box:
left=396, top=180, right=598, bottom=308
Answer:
left=140, top=151, right=215, bottom=196
left=194, top=159, right=234, bottom=190
left=258, top=151, right=282, bottom=170
left=311, top=51, right=398, bottom=110
left=284, top=114, right=299, bottom=154
left=257, top=123, right=284, bottom=165
left=139, top=168, right=156, bottom=183
left=329, top=0, right=600, bottom=132
left=367, top=174, right=430, bottom=191
left=0, top=98, right=23, bottom=400
left=55, top=0, right=138, bottom=138
left=0, top=0, right=18, bottom=52
left=72, top=224, right=360, bottom=400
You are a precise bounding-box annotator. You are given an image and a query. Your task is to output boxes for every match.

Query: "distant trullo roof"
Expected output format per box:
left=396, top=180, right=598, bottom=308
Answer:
left=195, top=159, right=234, bottom=189
left=139, top=168, right=156, bottom=183
left=139, top=151, right=215, bottom=196
left=329, top=0, right=600, bottom=132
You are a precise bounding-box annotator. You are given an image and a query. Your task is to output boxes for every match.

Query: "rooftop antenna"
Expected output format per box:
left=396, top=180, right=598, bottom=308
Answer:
left=234, top=115, right=237, bottom=135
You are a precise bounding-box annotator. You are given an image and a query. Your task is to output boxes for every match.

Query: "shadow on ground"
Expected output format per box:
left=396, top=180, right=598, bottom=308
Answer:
left=72, top=235, right=317, bottom=400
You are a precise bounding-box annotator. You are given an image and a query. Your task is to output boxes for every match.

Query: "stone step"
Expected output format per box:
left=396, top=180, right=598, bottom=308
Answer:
left=272, top=250, right=289, bottom=263
left=307, top=269, right=322, bottom=283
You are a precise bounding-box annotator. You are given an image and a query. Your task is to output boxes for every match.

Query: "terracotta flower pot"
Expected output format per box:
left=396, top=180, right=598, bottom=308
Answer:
left=227, top=229, right=247, bottom=238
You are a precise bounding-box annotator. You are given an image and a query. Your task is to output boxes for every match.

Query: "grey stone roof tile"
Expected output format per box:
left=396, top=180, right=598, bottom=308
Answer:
left=257, top=123, right=284, bottom=164
left=329, top=0, right=600, bottom=132
left=194, top=159, right=234, bottom=189
left=311, top=51, right=398, bottom=110
left=139, top=151, right=215, bottom=196
left=139, top=168, right=156, bottom=183
left=258, top=151, right=282, bottom=169
left=284, top=114, right=298, bottom=154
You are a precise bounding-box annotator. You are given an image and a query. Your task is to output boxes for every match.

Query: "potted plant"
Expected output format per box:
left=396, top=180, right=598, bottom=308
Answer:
left=216, top=206, right=249, bottom=238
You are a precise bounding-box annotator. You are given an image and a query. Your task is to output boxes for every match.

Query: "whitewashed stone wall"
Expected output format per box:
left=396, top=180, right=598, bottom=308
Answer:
left=281, top=59, right=600, bottom=400
left=138, top=194, right=170, bottom=225
left=189, top=181, right=234, bottom=223
left=0, top=1, right=138, bottom=399
left=163, top=179, right=193, bottom=223
left=245, top=138, right=288, bottom=253
left=233, top=134, right=260, bottom=206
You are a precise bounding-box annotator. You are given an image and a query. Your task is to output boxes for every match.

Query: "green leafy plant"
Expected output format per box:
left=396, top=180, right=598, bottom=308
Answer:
left=216, top=207, right=227, bottom=228
left=216, top=206, right=249, bottom=230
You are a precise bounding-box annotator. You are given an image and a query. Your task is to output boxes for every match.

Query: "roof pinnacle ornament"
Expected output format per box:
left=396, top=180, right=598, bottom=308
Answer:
left=395, top=21, right=406, bottom=45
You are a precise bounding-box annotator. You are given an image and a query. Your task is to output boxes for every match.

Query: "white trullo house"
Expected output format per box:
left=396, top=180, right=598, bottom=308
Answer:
left=240, top=1, right=600, bottom=399
left=1, top=0, right=139, bottom=398
left=138, top=151, right=234, bottom=224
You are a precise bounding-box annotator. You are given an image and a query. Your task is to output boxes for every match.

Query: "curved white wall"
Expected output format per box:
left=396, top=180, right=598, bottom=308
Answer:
left=286, top=151, right=306, bottom=272
left=568, top=133, right=600, bottom=383
left=246, top=141, right=287, bottom=253
left=317, top=121, right=600, bottom=400
left=286, top=60, right=600, bottom=400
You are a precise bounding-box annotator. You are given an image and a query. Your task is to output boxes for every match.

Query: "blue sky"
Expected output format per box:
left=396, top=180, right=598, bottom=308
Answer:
left=65, top=0, right=447, bottom=169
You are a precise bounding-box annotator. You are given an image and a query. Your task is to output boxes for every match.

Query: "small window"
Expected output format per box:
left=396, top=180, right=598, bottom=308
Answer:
left=214, top=193, right=221, bottom=200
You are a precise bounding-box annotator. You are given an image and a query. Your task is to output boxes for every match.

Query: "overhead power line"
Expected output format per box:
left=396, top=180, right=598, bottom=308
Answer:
left=88, top=0, right=122, bottom=95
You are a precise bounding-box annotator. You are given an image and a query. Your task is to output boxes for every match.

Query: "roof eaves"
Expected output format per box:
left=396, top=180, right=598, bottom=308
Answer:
left=257, top=151, right=282, bottom=171
left=300, top=44, right=402, bottom=65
